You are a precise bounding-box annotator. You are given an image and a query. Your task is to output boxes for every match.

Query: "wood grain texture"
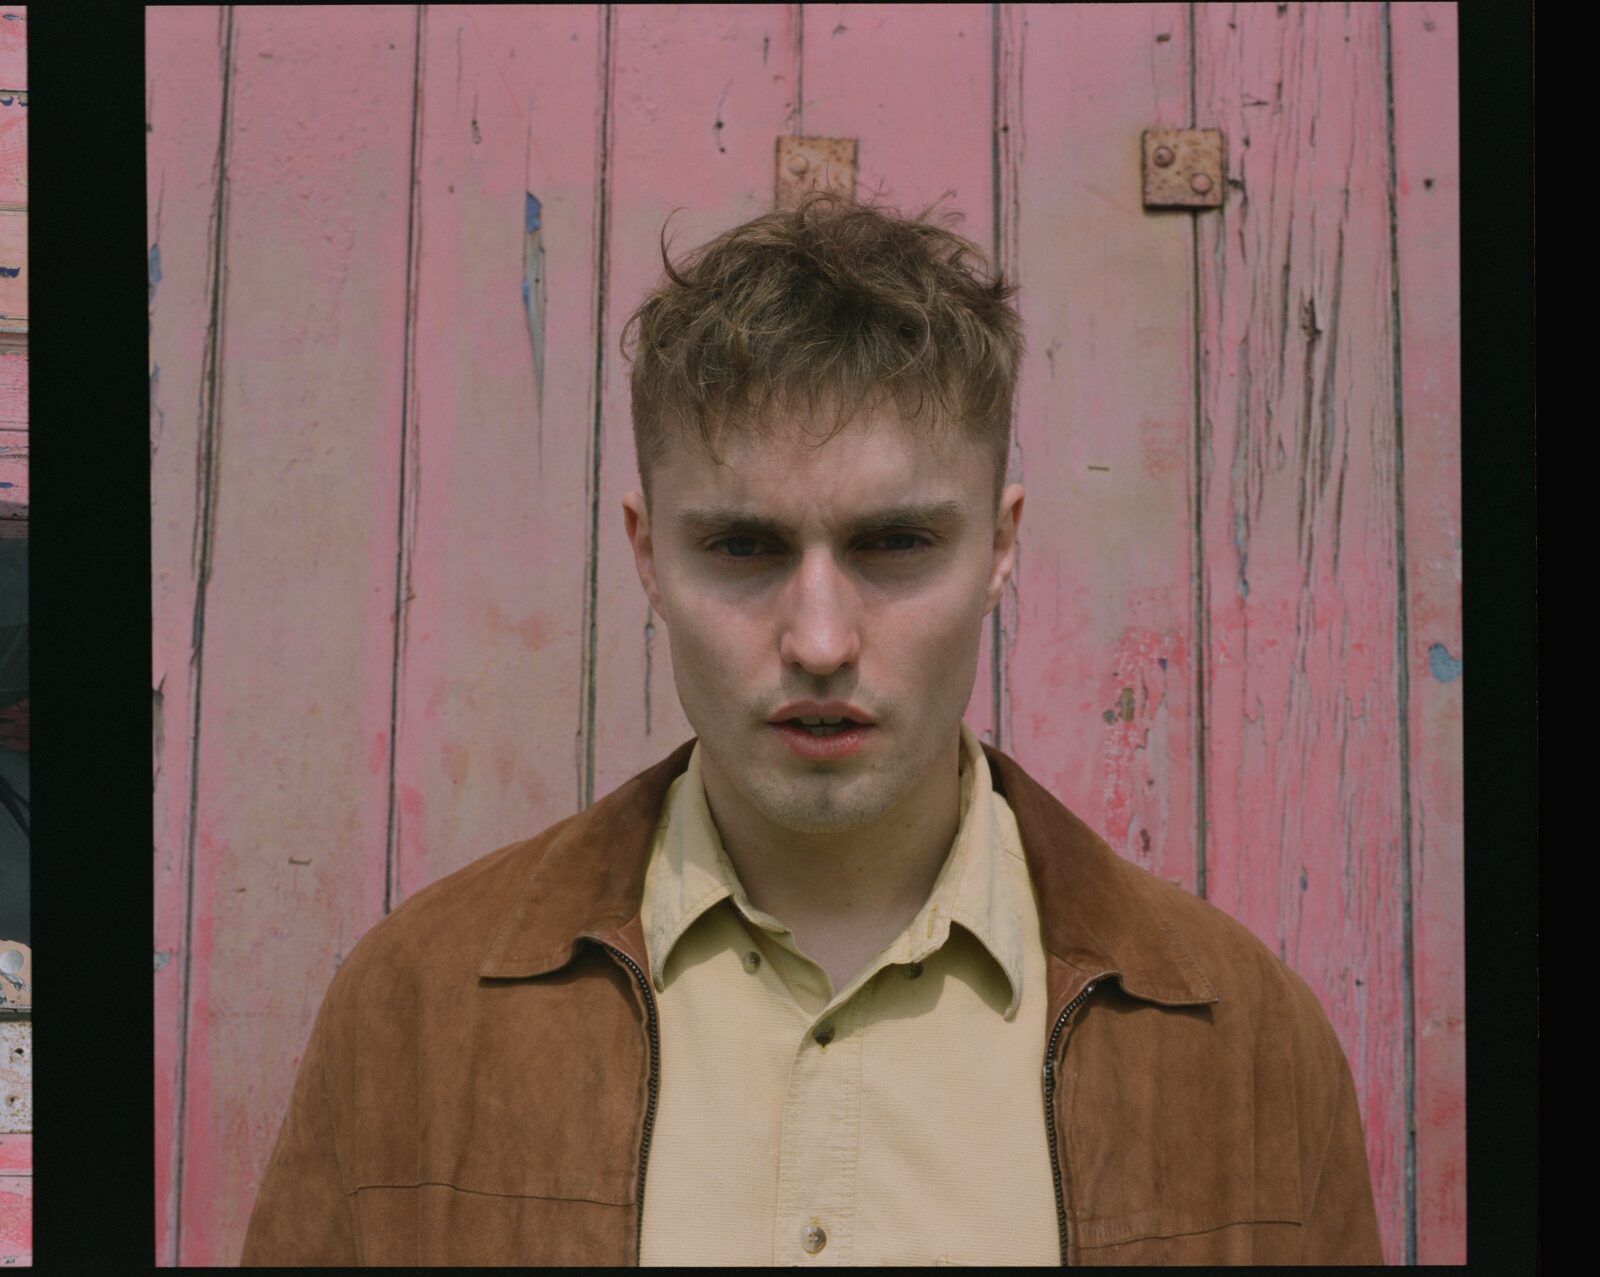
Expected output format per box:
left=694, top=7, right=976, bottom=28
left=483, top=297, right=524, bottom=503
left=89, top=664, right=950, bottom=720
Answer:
left=390, top=6, right=606, bottom=899
left=1389, top=2, right=1465, bottom=1262
left=0, top=9, right=20, bottom=92
left=0, top=1023, right=25, bottom=1133
left=998, top=3, right=1197, bottom=890
left=1194, top=4, right=1406, bottom=1262
left=0, top=91, right=24, bottom=207
left=147, top=7, right=227, bottom=1263
left=0, top=431, right=21, bottom=520
left=590, top=5, right=802, bottom=801
left=0, top=211, right=23, bottom=330
left=173, top=8, right=417, bottom=1265
left=798, top=3, right=998, bottom=745
left=0, top=355, right=21, bottom=430
left=0, top=1175, right=26, bottom=1268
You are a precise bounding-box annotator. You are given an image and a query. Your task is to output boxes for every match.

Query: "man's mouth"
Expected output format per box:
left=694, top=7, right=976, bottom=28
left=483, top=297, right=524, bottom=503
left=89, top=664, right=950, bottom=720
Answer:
left=777, top=717, right=866, bottom=738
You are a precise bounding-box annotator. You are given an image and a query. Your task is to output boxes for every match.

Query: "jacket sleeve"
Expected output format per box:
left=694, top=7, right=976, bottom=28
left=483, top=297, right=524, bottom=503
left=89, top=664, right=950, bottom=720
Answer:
left=1297, top=1000, right=1385, bottom=1264
left=238, top=1002, right=360, bottom=1266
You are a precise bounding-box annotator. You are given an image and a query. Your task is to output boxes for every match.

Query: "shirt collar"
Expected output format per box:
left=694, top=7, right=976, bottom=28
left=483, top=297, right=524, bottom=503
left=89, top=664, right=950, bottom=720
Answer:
left=640, top=720, right=1028, bottom=1018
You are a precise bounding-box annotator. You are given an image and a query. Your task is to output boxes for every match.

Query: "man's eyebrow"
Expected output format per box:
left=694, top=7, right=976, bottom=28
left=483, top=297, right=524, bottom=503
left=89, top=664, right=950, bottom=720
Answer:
left=671, top=499, right=968, bottom=538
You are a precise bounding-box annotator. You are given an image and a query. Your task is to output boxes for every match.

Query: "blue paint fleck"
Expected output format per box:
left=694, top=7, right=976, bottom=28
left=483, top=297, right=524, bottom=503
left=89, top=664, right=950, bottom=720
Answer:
left=1, top=13, right=20, bottom=19
left=1299, top=869, right=1308, bottom=891
left=0, top=98, right=11, bottom=107
left=149, top=243, right=162, bottom=304
left=1157, top=656, right=1168, bottom=671
left=0, top=266, right=18, bottom=279
left=1427, top=643, right=1462, bottom=682
left=523, top=193, right=546, bottom=424
left=0, top=483, right=12, bottom=490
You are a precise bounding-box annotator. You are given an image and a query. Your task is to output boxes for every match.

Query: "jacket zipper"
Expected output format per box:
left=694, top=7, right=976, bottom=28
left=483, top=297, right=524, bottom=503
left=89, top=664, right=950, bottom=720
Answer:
left=1042, top=980, right=1097, bottom=1266
left=599, top=942, right=661, bottom=1266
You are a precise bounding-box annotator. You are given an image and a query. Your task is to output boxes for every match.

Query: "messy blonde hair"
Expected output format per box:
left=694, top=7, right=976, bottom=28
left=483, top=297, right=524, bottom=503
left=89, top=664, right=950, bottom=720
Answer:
left=621, top=189, right=1025, bottom=518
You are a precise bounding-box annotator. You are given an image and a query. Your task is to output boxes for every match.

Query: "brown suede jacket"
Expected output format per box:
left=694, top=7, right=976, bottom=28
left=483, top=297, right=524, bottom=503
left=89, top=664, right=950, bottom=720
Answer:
left=240, top=738, right=1384, bottom=1266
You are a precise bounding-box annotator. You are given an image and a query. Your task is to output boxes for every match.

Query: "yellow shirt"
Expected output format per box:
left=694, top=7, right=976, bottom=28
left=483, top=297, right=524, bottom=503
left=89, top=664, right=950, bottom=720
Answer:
left=638, top=720, right=1060, bottom=1266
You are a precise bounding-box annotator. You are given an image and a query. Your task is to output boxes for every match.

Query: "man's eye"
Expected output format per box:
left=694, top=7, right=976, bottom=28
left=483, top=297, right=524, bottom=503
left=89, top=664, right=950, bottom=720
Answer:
left=871, top=533, right=931, bottom=554
left=706, top=534, right=931, bottom=560
left=711, top=536, right=766, bottom=559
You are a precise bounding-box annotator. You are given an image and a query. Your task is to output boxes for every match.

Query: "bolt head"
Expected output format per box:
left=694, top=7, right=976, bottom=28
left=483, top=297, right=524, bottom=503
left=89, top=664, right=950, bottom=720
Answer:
left=1190, top=172, right=1213, bottom=194
left=786, top=153, right=810, bottom=175
left=1153, top=145, right=1175, bottom=167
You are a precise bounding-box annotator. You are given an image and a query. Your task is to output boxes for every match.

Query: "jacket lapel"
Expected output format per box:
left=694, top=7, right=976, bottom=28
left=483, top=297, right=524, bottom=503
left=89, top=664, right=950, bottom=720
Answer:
left=477, top=736, right=1217, bottom=1013
left=982, top=744, right=1217, bottom=1013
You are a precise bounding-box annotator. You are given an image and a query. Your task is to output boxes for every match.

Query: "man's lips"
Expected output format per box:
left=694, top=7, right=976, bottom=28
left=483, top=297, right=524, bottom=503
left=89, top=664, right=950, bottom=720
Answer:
left=767, top=702, right=876, bottom=724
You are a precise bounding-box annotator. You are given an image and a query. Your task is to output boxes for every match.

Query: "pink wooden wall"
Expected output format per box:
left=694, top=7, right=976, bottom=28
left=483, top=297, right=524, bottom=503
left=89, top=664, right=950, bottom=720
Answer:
left=148, top=5, right=1463, bottom=1266
left=0, top=4, right=24, bottom=1268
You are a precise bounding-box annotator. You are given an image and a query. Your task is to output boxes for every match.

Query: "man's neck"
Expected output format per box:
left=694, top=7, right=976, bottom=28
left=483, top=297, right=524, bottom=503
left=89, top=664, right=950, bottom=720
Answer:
left=700, top=732, right=964, bottom=993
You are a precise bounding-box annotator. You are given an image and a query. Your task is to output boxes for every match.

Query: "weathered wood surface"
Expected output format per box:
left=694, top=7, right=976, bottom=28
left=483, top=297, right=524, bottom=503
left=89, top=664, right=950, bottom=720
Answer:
left=0, top=7, right=20, bottom=1267
left=1193, top=4, right=1407, bottom=1262
left=1390, top=2, right=1465, bottom=1263
left=999, top=3, right=1197, bottom=892
left=148, top=8, right=228, bottom=1265
left=0, top=1133, right=24, bottom=1268
left=149, top=5, right=1463, bottom=1265
left=160, top=7, right=417, bottom=1265
left=0, top=1024, right=24, bottom=1135
left=0, top=210, right=22, bottom=333
left=0, top=357, right=21, bottom=430
left=0, top=91, right=24, bottom=207
left=0, top=9, right=20, bottom=92
left=391, top=6, right=605, bottom=900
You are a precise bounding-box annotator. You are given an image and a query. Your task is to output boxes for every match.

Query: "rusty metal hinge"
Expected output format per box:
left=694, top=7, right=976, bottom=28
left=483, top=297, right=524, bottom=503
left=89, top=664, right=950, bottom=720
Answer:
left=0, top=942, right=29, bottom=1015
left=1141, top=128, right=1225, bottom=209
left=775, top=136, right=857, bottom=209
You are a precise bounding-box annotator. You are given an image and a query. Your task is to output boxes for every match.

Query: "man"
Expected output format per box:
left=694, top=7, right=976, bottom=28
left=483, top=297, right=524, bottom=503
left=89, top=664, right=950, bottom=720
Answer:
left=242, top=193, right=1382, bottom=1266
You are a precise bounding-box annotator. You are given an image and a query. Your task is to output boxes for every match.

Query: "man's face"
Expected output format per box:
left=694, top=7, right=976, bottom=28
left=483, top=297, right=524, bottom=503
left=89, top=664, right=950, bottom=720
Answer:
left=623, top=405, right=1024, bottom=840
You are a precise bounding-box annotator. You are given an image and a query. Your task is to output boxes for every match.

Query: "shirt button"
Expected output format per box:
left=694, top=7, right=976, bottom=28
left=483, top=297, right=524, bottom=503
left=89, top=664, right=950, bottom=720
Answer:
left=905, top=961, right=924, bottom=980
left=742, top=950, right=761, bottom=972
left=813, top=1022, right=835, bottom=1046
left=800, top=1222, right=827, bottom=1254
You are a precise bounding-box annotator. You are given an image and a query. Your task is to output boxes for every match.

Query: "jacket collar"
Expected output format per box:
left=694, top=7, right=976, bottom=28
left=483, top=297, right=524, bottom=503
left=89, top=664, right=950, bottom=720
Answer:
left=478, top=737, right=1216, bottom=1010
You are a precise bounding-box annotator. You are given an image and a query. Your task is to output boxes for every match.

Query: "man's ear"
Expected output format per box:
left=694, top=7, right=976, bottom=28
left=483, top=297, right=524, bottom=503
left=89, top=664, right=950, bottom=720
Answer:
left=622, top=490, right=664, bottom=615
left=984, top=483, right=1025, bottom=614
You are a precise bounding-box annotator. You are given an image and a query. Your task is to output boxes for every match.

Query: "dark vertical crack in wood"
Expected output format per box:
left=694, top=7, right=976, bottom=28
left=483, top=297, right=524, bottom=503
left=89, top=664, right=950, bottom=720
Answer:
left=582, top=5, right=616, bottom=810
left=174, top=6, right=237, bottom=1264
left=795, top=5, right=805, bottom=135
left=1380, top=3, right=1418, bottom=1264
left=384, top=4, right=428, bottom=915
left=1187, top=1, right=1208, bottom=900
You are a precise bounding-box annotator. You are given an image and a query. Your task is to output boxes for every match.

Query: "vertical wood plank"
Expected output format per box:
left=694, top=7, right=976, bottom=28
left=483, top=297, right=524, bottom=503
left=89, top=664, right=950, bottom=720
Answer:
left=0, top=358, right=21, bottom=429
left=391, top=6, right=606, bottom=898
left=1194, top=4, right=1406, bottom=1262
left=591, top=5, right=802, bottom=799
left=1389, top=1, right=1464, bottom=1262
left=0, top=89, right=24, bottom=206
left=176, top=8, right=417, bottom=1264
left=0, top=1133, right=24, bottom=1269
left=999, top=4, right=1197, bottom=888
left=147, top=6, right=226, bottom=1265
left=797, top=3, right=999, bottom=744
left=0, top=8, right=21, bottom=91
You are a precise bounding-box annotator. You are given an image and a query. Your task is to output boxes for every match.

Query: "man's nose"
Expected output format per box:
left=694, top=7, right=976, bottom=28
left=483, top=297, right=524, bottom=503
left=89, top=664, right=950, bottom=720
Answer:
left=776, top=549, right=862, bottom=673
